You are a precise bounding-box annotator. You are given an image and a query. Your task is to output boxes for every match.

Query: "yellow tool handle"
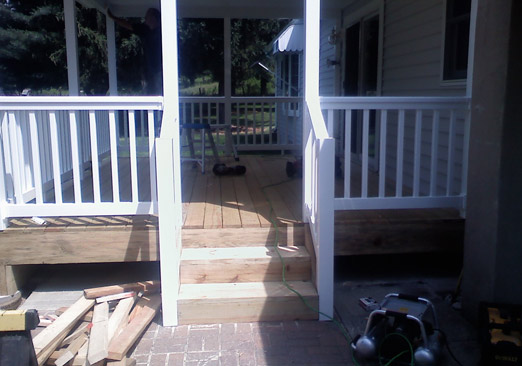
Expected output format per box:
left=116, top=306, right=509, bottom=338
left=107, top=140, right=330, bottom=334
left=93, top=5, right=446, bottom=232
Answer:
left=0, top=309, right=39, bottom=331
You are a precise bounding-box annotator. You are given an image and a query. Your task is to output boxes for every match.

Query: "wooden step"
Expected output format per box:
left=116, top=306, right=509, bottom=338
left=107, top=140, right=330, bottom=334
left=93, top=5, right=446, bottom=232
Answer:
left=180, top=246, right=311, bottom=284
left=177, top=281, right=319, bottom=324
left=181, top=226, right=305, bottom=248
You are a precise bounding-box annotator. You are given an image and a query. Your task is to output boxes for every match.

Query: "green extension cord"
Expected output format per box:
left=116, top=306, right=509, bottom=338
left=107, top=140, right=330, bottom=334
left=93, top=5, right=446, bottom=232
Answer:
left=260, top=180, right=353, bottom=345
left=261, top=178, right=415, bottom=366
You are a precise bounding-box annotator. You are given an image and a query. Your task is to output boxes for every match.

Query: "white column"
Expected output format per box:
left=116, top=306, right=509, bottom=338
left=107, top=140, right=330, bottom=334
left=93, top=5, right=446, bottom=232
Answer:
left=106, top=16, right=118, bottom=96
left=304, top=0, right=335, bottom=321
left=158, top=0, right=182, bottom=327
left=466, top=0, right=478, bottom=97
left=224, top=18, right=232, bottom=141
left=63, top=0, right=80, bottom=96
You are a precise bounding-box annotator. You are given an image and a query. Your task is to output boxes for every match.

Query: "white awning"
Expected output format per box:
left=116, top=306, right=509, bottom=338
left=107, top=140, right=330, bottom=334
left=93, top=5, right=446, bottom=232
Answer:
left=272, top=23, right=303, bottom=54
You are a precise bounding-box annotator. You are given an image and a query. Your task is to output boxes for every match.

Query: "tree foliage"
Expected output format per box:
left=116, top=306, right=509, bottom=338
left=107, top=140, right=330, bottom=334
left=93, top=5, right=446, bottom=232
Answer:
left=1, top=0, right=289, bottom=96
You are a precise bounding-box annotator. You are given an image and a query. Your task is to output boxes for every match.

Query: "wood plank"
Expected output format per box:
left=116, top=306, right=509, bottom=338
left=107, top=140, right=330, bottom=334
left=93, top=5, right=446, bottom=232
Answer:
left=203, top=175, right=222, bottom=229
left=178, top=281, right=318, bottom=324
left=96, top=291, right=135, bottom=303
left=84, top=280, right=160, bottom=299
left=0, top=228, right=158, bottom=265
left=60, top=322, right=90, bottom=347
left=246, top=156, right=297, bottom=225
left=88, top=302, right=109, bottom=365
left=180, top=246, right=311, bottom=284
left=184, top=172, right=207, bottom=228
left=55, top=333, right=88, bottom=366
left=242, top=158, right=272, bottom=227
left=232, top=175, right=261, bottom=227
left=220, top=176, right=242, bottom=228
left=107, top=294, right=161, bottom=361
left=108, top=297, right=135, bottom=342
left=33, top=296, right=95, bottom=364
left=107, top=357, right=137, bottom=366
left=181, top=226, right=305, bottom=247
left=55, top=308, right=93, bottom=322
left=181, top=162, right=198, bottom=225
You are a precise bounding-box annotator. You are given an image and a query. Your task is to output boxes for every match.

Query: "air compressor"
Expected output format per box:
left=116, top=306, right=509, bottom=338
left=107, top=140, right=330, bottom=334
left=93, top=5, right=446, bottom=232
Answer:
left=352, top=293, right=442, bottom=366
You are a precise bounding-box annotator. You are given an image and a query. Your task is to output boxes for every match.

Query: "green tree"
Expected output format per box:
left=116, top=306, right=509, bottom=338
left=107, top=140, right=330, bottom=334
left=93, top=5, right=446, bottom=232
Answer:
left=0, top=0, right=67, bottom=94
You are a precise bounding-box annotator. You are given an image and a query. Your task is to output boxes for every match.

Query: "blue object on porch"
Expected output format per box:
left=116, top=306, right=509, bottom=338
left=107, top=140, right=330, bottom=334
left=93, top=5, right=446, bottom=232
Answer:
left=181, top=123, right=220, bottom=174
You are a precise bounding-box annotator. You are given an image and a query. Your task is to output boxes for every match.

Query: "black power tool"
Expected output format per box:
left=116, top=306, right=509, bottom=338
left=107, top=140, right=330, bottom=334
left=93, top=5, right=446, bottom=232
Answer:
left=352, top=293, right=442, bottom=366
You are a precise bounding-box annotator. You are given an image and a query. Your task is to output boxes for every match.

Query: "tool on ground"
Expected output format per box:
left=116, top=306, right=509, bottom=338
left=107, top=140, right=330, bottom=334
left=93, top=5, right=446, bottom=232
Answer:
left=352, top=293, right=442, bottom=366
left=0, top=309, right=39, bottom=366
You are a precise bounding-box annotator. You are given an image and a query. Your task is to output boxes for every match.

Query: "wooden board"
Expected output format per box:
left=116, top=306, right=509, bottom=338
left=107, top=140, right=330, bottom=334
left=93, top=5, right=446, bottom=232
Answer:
left=178, top=281, right=318, bottom=324
left=84, top=280, right=160, bottom=299
left=180, top=246, right=311, bottom=283
left=220, top=176, right=242, bottom=228
left=334, top=209, right=465, bottom=255
left=107, top=294, right=161, bottom=361
left=232, top=175, right=261, bottom=227
left=33, top=296, right=95, bottom=365
left=181, top=226, right=305, bottom=248
left=184, top=172, right=208, bottom=228
left=0, top=228, right=158, bottom=265
left=88, top=302, right=109, bottom=364
left=108, top=297, right=135, bottom=342
left=203, top=175, right=222, bottom=229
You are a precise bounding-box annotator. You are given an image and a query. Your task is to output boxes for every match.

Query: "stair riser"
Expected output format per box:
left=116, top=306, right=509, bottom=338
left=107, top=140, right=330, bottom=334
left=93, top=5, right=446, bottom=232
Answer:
left=180, top=259, right=311, bottom=284
left=178, top=297, right=319, bottom=325
left=182, top=226, right=305, bottom=248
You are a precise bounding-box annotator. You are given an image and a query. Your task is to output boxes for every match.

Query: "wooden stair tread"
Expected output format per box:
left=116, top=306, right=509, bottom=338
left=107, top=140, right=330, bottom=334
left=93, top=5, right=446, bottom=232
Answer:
left=181, top=246, right=309, bottom=261
left=178, top=281, right=317, bottom=300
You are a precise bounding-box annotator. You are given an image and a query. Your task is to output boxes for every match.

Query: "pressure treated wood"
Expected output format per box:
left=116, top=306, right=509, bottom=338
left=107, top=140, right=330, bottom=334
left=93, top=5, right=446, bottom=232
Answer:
left=107, top=294, right=161, bottom=361
left=177, top=281, right=318, bottom=324
left=180, top=246, right=311, bottom=284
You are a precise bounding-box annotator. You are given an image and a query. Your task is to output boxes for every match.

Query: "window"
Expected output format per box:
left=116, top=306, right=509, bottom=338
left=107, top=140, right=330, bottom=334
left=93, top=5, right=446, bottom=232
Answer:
left=443, top=0, right=471, bottom=81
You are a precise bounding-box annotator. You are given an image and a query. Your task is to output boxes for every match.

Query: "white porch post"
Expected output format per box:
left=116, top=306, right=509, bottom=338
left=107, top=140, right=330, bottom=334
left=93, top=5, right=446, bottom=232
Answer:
left=63, top=0, right=80, bottom=96
left=303, top=0, right=335, bottom=320
left=106, top=16, right=118, bottom=96
left=224, top=17, right=232, bottom=153
left=157, top=0, right=183, bottom=326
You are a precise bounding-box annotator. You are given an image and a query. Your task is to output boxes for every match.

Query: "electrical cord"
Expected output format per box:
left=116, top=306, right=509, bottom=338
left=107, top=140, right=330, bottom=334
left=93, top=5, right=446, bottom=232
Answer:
left=435, top=328, right=464, bottom=366
left=260, top=179, right=353, bottom=346
left=378, top=332, right=414, bottom=366
left=261, top=177, right=416, bottom=366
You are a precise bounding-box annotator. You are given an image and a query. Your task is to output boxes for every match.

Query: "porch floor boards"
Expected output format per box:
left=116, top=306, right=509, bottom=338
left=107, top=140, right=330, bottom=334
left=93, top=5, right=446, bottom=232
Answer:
left=181, top=155, right=302, bottom=230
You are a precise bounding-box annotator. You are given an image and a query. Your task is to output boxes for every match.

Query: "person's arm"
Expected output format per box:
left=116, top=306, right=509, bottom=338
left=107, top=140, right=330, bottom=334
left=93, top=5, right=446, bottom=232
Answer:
left=106, top=8, right=133, bottom=31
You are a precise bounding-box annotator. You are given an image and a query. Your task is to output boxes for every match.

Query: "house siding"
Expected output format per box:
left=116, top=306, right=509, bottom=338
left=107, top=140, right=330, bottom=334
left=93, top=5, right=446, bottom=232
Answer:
left=319, top=19, right=337, bottom=96
left=380, top=0, right=467, bottom=196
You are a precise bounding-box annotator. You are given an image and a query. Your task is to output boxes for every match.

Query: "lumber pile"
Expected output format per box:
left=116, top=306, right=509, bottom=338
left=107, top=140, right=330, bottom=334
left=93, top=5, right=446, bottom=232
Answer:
left=32, top=280, right=161, bottom=366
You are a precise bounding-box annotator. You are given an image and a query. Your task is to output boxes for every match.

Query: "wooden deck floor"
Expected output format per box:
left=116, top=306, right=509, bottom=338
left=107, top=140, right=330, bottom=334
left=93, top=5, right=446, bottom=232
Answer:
left=181, top=155, right=302, bottom=229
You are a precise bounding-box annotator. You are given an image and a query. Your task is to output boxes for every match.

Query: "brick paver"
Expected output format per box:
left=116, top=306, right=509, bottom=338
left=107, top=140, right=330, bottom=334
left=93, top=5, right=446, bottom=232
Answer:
left=131, top=316, right=352, bottom=366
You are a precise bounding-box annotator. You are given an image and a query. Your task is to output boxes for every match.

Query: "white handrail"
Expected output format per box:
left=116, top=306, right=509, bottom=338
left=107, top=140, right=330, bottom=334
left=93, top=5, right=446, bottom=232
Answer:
left=0, top=96, right=163, bottom=111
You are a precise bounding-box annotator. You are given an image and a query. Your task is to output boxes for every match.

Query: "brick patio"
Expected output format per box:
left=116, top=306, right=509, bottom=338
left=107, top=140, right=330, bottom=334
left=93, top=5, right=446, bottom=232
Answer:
left=131, top=315, right=353, bottom=366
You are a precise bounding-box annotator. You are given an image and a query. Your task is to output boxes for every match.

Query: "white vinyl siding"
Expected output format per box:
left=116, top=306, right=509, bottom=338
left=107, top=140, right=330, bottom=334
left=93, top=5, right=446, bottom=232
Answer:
left=319, top=19, right=337, bottom=96
left=381, top=0, right=467, bottom=196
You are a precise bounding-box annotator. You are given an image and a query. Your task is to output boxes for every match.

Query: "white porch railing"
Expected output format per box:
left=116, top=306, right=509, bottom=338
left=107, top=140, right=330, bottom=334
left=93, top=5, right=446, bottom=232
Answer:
left=320, top=96, right=471, bottom=212
left=0, top=96, right=163, bottom=229
left=179, top=96, right=302, bottom=152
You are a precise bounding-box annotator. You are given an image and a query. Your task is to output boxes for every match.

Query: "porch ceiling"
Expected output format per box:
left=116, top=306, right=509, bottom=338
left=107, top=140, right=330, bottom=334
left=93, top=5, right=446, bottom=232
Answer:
left=78, top=0, right=347, bottom=18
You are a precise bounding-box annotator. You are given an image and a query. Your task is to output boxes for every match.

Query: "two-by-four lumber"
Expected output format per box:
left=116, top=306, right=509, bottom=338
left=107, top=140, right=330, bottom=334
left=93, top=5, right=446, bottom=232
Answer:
left=108, top=297, right=135, bottom=342
left=96, top=291, right=135, bottom=304
left=107, top=294, right=161, bottom=360
left=54, top=333, right=88, bottom=366
left=56, top=307, right=93, bottom=322
left=84, top=280, right=160, bottom=299
left=107, top=357, right=137, bottom=366
left=33, top=296, right=95, bottom=365
left=60, top=322, right=90, bottom=348
left=87, top=302, right=109, bottom=365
